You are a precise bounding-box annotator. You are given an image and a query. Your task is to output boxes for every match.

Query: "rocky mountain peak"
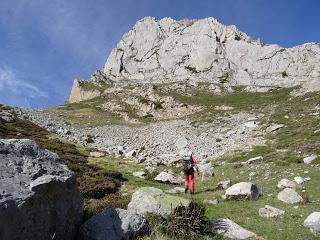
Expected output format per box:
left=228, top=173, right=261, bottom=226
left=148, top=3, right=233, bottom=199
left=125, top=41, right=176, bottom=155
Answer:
left=102, top=16, right=319, bottom=88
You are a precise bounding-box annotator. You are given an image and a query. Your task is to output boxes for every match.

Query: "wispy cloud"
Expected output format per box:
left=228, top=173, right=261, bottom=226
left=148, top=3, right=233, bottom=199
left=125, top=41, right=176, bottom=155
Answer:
left=0, top=65, right=47, bottom=100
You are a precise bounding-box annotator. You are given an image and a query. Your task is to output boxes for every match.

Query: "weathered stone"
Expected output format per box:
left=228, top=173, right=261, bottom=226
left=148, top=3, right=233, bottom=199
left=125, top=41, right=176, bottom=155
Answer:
left=242, top=156, right=263, bottom=164
left=225, top=182, right=260, bottom=200
left=0, top=110, right=15, bottom=123
left=303, top=155, right=318, bottom=164
left=266, top=124, right=285, bottom=133
left=0, top=139, right=83, bottom=240
left=209, top=218, right=256, bottom=239
left=133, top=171, right=146, bottom=179
left=204, top=199, right=219, bottom=205
left=125, top=149, right=137, bottom=157
left=154, top=171, right=182, bottom=185
left=294, top=176, right=305, bottom=185
left=304, top=212, right=320, bottom=236
left=90, top=151, right=106, bottom=158
left=277, top=188, right=303, bottom=204
left=216, top=180, right=231, bottom=190
left=277, top=179, right=296, bottom=189
left=258, top=205, right=285, bottom=218
left=127, top=187, right=190, bottom=216
left=78, top=208, right=148, bottom=240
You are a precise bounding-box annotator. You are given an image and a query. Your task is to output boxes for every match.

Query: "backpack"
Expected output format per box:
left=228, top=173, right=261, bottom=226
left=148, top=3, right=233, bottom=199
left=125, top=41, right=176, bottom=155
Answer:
left=181, top=155, right=193, bottom=172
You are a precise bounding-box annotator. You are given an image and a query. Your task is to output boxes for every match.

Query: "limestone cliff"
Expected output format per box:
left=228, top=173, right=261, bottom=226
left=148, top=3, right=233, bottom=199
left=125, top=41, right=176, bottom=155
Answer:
left=104, top=17, right=319, bottom=87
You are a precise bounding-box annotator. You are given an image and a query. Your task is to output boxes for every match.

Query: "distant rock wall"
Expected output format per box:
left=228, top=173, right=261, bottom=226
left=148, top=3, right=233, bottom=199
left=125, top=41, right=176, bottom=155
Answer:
left=104, top=17, right=320, bottom=87
left=0, top=139, right=83, bottom=240
left=68, top=79, right=100, bottom=103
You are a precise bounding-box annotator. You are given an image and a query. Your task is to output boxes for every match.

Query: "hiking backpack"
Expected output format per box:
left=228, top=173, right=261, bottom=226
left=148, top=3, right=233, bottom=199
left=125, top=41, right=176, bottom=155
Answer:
left=181, top=155, right=193, bottom=172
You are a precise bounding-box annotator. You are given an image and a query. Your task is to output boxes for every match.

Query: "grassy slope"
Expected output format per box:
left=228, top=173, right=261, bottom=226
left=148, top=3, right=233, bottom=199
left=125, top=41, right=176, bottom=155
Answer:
left=87, top=88, right=320, bottom=240
left=2, top=85, right=319, bottom=239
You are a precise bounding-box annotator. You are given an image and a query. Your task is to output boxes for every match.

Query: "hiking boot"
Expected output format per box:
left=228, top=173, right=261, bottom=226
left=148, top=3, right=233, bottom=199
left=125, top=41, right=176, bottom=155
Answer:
left=185, top=188, right=188, bottom=194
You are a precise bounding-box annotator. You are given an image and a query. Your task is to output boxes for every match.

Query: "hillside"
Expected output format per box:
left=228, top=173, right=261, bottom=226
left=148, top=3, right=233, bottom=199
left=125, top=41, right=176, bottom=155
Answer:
left=1, top=16, right=320, bottom=240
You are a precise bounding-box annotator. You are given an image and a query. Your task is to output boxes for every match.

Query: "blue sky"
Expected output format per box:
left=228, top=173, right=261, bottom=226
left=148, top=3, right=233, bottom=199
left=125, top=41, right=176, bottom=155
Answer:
left=0, top=0, right=319, bottom=108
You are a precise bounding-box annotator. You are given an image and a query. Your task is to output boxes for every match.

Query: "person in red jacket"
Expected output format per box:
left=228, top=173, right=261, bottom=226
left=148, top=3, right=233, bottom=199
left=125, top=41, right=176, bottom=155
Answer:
left=181, top=151, right=199, bottom=194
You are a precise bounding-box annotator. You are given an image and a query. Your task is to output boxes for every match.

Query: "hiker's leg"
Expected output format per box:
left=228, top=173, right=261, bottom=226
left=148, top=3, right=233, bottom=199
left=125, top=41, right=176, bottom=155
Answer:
left=184, top=175, right=189, bottom=193
left=190, top=174, right=195, bottom=194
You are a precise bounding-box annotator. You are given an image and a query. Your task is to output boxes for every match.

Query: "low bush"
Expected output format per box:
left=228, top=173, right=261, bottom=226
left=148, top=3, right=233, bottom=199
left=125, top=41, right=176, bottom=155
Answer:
left=147, top=202, right=216, bottom=239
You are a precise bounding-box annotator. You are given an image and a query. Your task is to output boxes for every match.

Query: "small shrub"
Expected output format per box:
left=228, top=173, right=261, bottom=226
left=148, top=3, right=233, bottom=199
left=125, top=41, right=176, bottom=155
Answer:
left=282, top=71, right=288, bottom=77
left=167, top=202, right=209, bottom=238
left=152, top=100, right=164, bottom=110
left=301, top=193, right=311, bottom=205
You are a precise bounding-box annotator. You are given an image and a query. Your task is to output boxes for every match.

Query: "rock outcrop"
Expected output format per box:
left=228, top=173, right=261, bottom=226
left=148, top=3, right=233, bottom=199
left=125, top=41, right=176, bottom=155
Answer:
left=104, top=17, right=320, bottom=89
left=78, top=208, right=148, bottom=240
left=0, top=139, right=83, bottom=240
left=127, top=187, right=190, bottom=216
left=224, top=182, right=260, bottom=200
left=209, top=218, right=256, bottom=239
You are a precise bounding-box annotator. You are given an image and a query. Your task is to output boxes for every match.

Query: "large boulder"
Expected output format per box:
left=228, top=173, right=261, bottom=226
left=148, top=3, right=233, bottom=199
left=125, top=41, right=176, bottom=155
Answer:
left=0, top=139, right=83, bottom=240
left=277, top=188, right=303, bottom=204
left=78, top=208, right=149, bottom=240
left=224, top=182, right=260, bottom=200
left=304, top=212, right=320, bottom=236
left=127, top=187, right=190, bottom=216
left=154, top=171, right=183, bottom=184
left=209, top=218, right=256, bottom=239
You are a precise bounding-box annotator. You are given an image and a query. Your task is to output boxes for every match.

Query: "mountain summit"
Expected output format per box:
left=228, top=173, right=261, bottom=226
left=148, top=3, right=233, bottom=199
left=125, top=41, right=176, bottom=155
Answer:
left=104, top=17, right=319, bottom=86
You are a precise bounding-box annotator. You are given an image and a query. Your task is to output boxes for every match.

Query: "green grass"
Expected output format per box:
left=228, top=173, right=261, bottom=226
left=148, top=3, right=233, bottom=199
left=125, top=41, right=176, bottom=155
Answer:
left=89, top=149, right=320, bottom=240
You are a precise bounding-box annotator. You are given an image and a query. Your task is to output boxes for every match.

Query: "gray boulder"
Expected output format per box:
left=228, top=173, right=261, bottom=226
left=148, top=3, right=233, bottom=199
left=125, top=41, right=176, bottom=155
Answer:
left=154, top=171, right=182, bottom=185
left=78, top=208, right=148, bottom=240
left=209, top=218, right=256, bottom=239
left=258, top=205, right=285, bottom=218
left=0, top=110, right=15, bottom=123
left=304, top=212, right=320, bottom=236
left=216, top=180, right=231, bottom=190
left=277, top=188, right=303, bottom=204
left=0, top=139, right=83, bottom=240
left=224, top=182, right=260, bottom=200
left=303, top=155, right=318, bottom=164
left=127, top=187, right=190, bottom=216
left=277, top=178, right=296, bottom=189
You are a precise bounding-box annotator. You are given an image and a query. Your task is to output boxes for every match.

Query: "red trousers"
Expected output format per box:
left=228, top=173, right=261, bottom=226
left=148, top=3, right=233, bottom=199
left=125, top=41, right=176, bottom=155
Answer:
left=184, top=174, right=194, bottom=193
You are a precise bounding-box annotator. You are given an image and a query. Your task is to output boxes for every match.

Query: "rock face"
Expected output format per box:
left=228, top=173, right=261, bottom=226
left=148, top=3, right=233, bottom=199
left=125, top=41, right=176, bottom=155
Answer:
left=154, top=171, right=183, bottom=184
left=304, top=212, right=320, bottom=236
left=225, top=182, right=260, bottom=200
left=127, top=187, right=190, bottom=216
left=68, top=79, right=101, bottom=103
left=277, top=188, right=303, bottom=204
left=209, top=218, right=256, bottom=239
left=104, top=17, right=320, bottom=89
left=78, top=208, right=149, bottom=240
left=258, top=205, right=285, bottom=218
left=0, top=139, right=83, bottom=240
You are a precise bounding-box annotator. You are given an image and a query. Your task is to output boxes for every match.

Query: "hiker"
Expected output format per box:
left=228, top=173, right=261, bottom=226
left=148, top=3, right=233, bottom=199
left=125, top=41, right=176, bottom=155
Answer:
left=181, top=150, right=199, bottom=194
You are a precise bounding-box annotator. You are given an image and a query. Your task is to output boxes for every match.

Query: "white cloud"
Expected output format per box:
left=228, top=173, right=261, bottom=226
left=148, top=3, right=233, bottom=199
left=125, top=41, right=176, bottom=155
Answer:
left=0, top=65, right=47, bottom=99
